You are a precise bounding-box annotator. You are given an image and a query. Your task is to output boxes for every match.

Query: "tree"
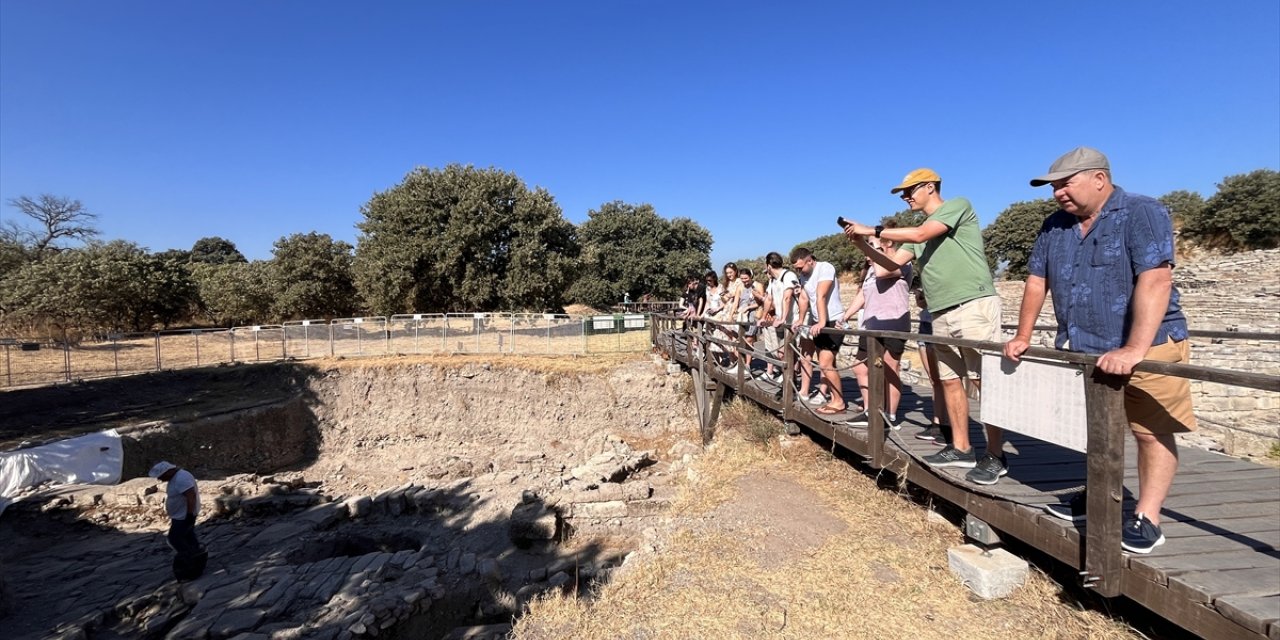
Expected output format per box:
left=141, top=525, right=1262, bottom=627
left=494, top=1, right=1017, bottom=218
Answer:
left=882, top=208, right=926, bottom=228
left=0, top=241, right=197, bottom=337
left=568, top=201, right=712, bottom=309
left=1158, top=190, right=1205, bottom=228
left=4, top=194, right=99, bottom=256
left=269, top=232, right=358, bottom=320
left=1182, top=170, right=1280, bottom=251
left=353, top=164, right=579, bottom=314
left=189, top=236, right=247, bottom=265
left=190, top=261, right=273, bottom=326
left=982, top=198, right=1060, bottom=280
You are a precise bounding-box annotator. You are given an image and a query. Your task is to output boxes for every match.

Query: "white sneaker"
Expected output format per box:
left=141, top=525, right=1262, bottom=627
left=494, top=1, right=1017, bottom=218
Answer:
left=806, top=390, right=828, bottom=405
left=723, top=365, right=739, bottom=376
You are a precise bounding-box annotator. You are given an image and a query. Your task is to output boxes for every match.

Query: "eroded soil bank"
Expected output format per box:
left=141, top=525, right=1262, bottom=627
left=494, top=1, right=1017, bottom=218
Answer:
left=0, top=354, right=699, bottom=640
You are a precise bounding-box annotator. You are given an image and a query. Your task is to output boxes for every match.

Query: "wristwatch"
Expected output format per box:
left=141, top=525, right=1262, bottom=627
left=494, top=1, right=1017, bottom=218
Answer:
left=874, top=225, right=884, bottom=238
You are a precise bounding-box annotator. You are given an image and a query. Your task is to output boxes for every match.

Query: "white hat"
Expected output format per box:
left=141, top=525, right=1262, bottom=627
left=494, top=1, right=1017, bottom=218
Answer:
left=148, top=461, right=177, bottom=478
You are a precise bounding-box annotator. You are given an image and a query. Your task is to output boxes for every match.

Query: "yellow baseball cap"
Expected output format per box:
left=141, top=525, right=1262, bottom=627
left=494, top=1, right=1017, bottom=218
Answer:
left=890, top=168, right=941, bottom=194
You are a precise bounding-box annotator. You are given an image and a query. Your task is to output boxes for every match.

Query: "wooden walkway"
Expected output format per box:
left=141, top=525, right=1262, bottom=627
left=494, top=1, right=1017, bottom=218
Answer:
left=655, top=329, right=1280, bottom=640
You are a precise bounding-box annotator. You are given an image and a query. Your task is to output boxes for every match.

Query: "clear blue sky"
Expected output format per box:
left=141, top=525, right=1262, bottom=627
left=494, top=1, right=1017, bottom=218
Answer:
left=2, top=1, right=1278, bottom=270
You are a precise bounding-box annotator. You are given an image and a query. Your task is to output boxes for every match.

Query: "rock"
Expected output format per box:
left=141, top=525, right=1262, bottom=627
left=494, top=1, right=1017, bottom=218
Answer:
left=458, top=553, right=476, bottom=575
left=509, top=502, right=558, bottom=544
left=210, top=608, right=267, bottom=637
left=343, top=496, right=372, bottom=519
left=546, top=571, right=572, bottom=589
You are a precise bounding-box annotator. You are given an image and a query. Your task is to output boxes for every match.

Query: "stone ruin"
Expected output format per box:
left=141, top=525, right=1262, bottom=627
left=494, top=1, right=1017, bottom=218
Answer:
left=0, top=360, right=699, bottom=640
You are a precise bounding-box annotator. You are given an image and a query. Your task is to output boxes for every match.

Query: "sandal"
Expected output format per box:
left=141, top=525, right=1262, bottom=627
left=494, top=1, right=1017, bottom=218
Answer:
left=815, top=405, right=848, bottom=415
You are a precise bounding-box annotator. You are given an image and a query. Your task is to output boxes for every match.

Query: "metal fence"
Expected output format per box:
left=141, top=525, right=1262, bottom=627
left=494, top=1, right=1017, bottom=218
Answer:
left=0, top=312, right=653, bottom=389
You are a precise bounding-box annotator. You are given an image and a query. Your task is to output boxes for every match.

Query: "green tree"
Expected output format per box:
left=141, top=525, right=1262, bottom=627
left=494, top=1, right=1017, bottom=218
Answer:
left=982, top=198, right=1060, bottom=280
left=882, top=208, right=926, bottom=228
left=0, top=241, right=196, bottom=336
left=569, top=201, right=712, bottom=309
left=1158, top=190, right=1205, bottom=228
left=353, top=164, right=579, bottom=314
left=190, top=236, right=247, bottom=265
left=1183, top=170, right=1280, bottom=250
left=269, top=232, right=358, bottom=320
left=191, top=261, right=273, bottom=326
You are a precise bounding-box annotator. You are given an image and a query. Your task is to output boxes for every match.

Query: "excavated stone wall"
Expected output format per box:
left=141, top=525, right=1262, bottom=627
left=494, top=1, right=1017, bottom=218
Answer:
left=3, top=357, right=699, bottom=640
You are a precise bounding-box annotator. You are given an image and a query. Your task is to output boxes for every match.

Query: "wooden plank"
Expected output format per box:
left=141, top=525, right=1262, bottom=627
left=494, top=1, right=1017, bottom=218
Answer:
left=1161, top=517, right=1280, bottom=539
left=1216, top=595, right=1280, bottom=637
left=1123, top=572, right=1267, bottom=640
left=1167, top=567, right=1280, bottom=605
left=1161, top=502, right=1280, bottom=521
left=1128, top=550, right=1280, bottom=586
left=1084, top=365, right=1127, bottom=597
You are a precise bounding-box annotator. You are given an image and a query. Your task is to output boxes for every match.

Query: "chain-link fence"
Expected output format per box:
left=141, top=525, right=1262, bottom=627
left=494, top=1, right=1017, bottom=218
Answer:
left=0, top=312, right=653, bottom=389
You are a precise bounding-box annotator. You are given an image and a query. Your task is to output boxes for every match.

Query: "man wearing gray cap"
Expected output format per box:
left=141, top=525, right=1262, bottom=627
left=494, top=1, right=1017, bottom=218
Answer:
left=150, top=461, right=204, bottom=563
left=1004, top=147, right=1195, bottom=554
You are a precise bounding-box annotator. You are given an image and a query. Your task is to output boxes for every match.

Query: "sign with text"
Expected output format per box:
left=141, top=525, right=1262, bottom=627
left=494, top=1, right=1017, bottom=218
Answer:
left=979, top=354, right=1088, bottom=453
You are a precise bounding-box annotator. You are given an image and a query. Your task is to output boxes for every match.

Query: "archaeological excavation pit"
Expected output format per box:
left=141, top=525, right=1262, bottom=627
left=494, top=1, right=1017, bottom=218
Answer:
left=0, top=356, right=698, bottom=640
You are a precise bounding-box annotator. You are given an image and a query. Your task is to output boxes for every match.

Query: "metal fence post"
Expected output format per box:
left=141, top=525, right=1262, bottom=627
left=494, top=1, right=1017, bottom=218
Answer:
left=63, top=340, right=71, bottom=381
left=195, top=331, right=201, bottom=366
left=230, top=329, right=237, bottom=363
left=153, top=333, right=161, bottom=371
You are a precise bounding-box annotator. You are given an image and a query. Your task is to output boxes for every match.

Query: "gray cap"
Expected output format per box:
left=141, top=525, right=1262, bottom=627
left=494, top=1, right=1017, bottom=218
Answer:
left=1030, top=147, right=1110, bottom=187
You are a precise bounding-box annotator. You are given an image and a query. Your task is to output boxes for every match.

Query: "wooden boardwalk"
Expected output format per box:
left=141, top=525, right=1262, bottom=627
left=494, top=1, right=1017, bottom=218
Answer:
left=656, top=329, right=1280, bottom=640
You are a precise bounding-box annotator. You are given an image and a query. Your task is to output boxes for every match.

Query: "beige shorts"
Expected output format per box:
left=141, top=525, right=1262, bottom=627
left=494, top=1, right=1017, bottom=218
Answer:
left=760, top=324, right=783, bottom=354
left=930, top=295, right=1001, bottom=382
left=1126, top=337, right=1197, bottom=435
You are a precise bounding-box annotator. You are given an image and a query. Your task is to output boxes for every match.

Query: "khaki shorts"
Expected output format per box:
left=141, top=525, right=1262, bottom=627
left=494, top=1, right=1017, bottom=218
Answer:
left=930, top=295, right=1001, bottom=382
left=1126, top=337, right=1197, bottom=435
left=760, top=324, right=783, bottom=354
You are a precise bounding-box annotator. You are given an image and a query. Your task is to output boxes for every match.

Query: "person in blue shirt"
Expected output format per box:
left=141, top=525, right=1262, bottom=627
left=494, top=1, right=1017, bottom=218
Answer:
left=1003, top=147, right=1197, bottom=554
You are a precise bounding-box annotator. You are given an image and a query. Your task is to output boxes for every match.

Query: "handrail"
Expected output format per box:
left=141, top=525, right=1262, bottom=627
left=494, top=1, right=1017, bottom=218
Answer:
left=652, top=312, right=1279, bottom=597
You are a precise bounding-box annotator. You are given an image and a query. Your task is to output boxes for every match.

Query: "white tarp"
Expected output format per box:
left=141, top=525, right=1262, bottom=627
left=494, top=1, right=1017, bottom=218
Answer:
left=979, top=354, right=1089, bottom=453
left=0, top=429, right=123, bottom=515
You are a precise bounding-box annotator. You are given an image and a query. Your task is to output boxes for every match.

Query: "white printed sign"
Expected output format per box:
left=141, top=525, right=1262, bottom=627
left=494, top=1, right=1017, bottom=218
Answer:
left=979, top=354, right=1088, bottom=453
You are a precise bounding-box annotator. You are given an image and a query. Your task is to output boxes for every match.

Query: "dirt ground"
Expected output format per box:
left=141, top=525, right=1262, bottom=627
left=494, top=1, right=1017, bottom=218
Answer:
left=513, top=400, right=1162, bottom=640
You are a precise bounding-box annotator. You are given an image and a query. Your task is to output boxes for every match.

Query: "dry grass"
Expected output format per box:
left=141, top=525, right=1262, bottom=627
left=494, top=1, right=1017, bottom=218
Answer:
left=0, top=324, right=651, bottom=389
left=513, top=420, right=1143, bottom=640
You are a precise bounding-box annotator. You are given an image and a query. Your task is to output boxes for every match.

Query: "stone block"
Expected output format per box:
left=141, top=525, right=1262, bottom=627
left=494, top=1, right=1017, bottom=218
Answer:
left=946, top=544, right=1028, bottom=599
left=626, top=499, right=671, bottom=517
left=458, top=553, right=476, bottom=575
left=299, top=502, right=345, bottom=530
left=510, top=502, right=558, bottom=543
left=343, top=496, right=372, bottom=519
left=569, top=500, right=627, bottom=519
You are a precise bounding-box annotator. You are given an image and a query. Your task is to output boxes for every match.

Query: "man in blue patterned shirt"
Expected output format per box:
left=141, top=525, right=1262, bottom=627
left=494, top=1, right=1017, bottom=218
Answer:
left=1003, top=147, right=1196, bottom=554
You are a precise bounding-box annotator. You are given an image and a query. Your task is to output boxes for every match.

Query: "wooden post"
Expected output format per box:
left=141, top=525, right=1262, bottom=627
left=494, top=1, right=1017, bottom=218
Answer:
left=781, top=327, right=796, bottom=423
left=1082, top=364, right=1127, bottom=597
left=867, top=335, right=887, bottom=468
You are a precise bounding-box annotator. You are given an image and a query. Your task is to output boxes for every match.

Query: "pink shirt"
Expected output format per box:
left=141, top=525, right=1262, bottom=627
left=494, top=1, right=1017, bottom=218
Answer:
left=861, top=264, right=912, bottom=332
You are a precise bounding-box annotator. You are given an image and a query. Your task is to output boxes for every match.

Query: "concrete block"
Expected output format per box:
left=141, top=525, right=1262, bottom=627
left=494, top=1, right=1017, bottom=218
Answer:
left=946, top=544, right=1028, bottom=599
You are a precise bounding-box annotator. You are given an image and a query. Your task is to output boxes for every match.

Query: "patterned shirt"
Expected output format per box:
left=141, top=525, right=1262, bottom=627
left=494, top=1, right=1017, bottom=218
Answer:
left=1026, top=187, right=1188, bottom=354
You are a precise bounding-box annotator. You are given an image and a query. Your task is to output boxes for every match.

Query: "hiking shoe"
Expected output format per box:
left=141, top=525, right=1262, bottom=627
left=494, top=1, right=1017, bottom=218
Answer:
left=923, top=445, right=977, bottom=468
left=916, top=424, right=942, bottom=442
left=965, top=453, right=1008, bottom=485
left=1044, top=491, right=1087, bottom=522
left=1122, top=512, right=1166, bottom=554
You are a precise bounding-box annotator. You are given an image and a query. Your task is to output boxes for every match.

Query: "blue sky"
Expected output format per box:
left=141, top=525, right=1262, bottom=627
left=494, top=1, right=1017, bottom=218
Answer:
left=2, top=1, right=1277, bottom=270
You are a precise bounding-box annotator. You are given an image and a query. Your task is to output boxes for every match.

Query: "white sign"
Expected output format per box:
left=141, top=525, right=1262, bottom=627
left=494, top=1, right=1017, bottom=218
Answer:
left=252, top=326, right=261, bottom=332
left=302, top=320, right=311, bottom=327
left=979, top=354, right=1088, bottom=453
left=413, top=314, right=423, bottom=320
left=354, top=318, right=364, bottom=324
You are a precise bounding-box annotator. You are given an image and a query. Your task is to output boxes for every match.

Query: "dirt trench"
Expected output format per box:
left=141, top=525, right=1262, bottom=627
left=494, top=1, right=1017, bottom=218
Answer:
left=0, top=355, right=699, bottom=640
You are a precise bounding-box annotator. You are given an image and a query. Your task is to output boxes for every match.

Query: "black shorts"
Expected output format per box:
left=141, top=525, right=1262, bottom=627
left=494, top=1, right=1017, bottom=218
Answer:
left=855, top=335, right=906, bottom=361
left=813, top=322, right=843, bottom=353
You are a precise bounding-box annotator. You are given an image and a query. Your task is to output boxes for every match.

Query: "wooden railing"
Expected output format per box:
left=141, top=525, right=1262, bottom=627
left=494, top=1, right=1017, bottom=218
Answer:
left=651, top=313, right=1280, bottom=597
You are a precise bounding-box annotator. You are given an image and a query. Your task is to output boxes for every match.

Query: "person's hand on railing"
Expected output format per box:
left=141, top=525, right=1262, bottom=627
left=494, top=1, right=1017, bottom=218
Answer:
left=1003, top=335, right=1031, bottom=362
left=1097, top=345, right=1145, bottom=376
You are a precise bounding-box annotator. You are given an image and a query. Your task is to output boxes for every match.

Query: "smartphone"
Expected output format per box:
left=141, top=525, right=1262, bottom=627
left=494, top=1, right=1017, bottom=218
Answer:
left=836, top=216, right=851, bottom=228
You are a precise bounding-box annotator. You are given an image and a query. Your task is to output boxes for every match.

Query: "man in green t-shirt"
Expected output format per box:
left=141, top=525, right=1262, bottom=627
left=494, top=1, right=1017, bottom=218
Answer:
left=843, top=168, right=1007, bottom=485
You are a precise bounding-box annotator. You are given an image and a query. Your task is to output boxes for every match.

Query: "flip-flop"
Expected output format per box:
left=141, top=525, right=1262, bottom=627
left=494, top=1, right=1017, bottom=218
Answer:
left=815, top=405, right=848, bottom=415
